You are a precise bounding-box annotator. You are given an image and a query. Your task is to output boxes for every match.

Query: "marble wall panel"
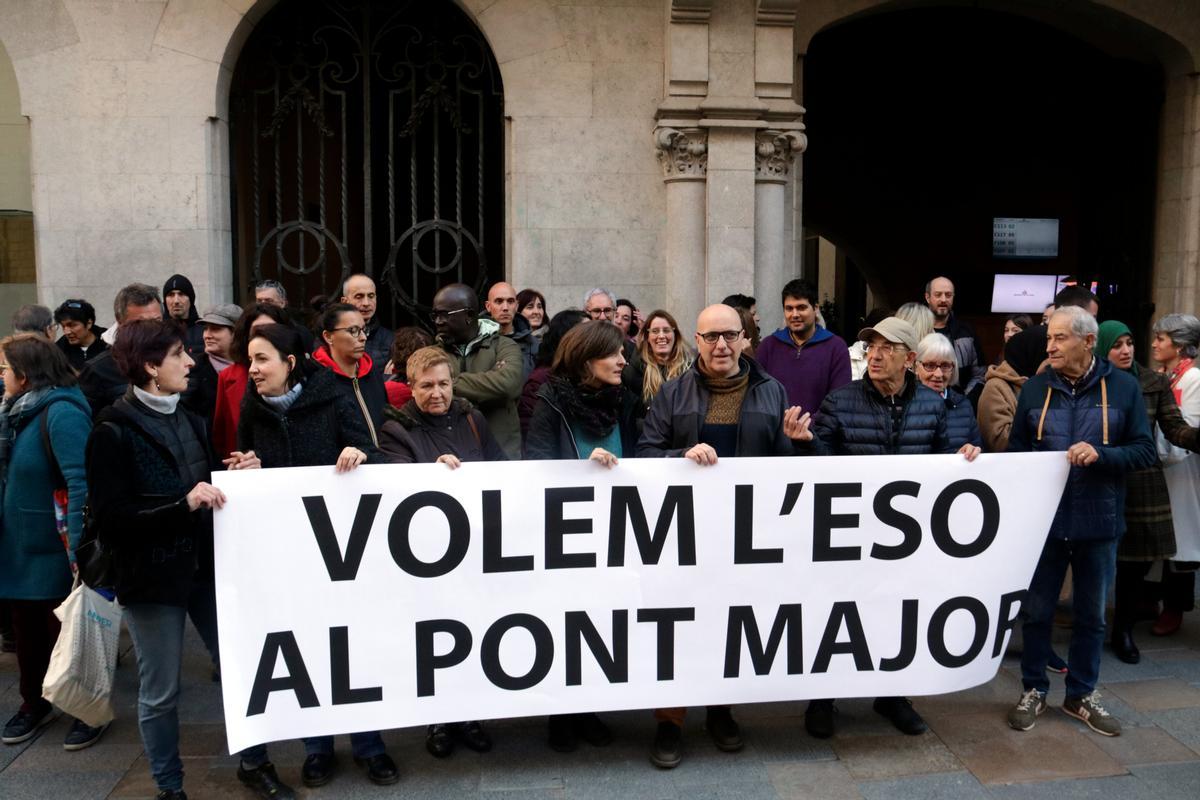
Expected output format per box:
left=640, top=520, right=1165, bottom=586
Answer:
left=511, top=117, right=660, bottom=175
left=592, top=61, right=663, bottom=120
left=126, top=46, right=223, bottom=117
left=65, top=0, right=164, bottom=61
left=131, top=173, right=198, bottom=230
left=523, top=172, right=664, bottom=230
left=556, top=4, right=663, bottom=64
left=44, top=173, right=133, bottom=232
left=478, top=0, right=565, bottom=64
left=551, top=228, right=662, bottom=286
left=155, top=0, right=242, bottom=64
left=502, top=48, right=593, bottom=118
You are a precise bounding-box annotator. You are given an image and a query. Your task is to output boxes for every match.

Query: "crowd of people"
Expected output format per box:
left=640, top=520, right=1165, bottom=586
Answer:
left=0, top=270, right=1198, bottom=799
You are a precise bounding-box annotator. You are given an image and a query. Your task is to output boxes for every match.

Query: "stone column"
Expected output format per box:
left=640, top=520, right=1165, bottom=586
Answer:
left=656, top=126, right=708, bottom=335
left=754, top=129, right=805, bottom=333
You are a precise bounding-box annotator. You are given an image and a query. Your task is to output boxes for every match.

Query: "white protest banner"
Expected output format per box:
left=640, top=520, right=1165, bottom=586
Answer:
left=213, top=453, right=1069, bottom=753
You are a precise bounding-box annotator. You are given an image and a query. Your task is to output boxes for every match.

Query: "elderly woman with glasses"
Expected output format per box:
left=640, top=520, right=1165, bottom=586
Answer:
left=312, top=303, right=386, bottom=446
left=1151, top=313, right=1200, bottom=637
left=914, top=332, right=981, bottom=449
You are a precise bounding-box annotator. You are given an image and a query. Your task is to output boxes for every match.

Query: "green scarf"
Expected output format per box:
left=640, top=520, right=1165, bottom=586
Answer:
left=1096, top=319, right=1139, bottom=376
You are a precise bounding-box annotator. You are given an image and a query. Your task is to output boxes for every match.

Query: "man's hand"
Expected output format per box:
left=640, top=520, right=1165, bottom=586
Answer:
left=783, top=406, right=813, bottom=442
left=436, top=454, right=462, bottom=470
left=684, top=443, right=719, bottom=466
left=1066, top=441, right=1099, bottom=467
left=957, top=443, right=981, bottom=462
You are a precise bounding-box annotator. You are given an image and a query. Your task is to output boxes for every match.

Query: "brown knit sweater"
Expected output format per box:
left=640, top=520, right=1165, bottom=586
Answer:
left=703, top=369, right=750, bottom=424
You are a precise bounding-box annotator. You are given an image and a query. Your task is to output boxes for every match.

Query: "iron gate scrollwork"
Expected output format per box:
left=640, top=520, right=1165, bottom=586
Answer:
left=230, top=0, right=504, bottom=328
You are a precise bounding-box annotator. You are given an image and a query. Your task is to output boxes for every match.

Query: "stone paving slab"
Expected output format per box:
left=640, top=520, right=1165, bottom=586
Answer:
left=3, top=604, right=1200, bottom=798
left=926, top=711, right=1125, bottom=785
left=1105, top=677, right=1200, bottom=711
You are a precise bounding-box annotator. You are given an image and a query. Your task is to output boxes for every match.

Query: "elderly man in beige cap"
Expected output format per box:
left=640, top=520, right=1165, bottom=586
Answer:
left=805, top=315, right=980, bottom=741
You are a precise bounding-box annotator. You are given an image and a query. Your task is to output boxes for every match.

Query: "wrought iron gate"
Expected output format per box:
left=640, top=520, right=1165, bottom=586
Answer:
left=229, top=0, right=504, bottom=328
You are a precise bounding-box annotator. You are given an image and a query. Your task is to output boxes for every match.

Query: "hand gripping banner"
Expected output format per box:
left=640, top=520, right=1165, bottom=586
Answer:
left=213, top=453, right=1069, bottom=752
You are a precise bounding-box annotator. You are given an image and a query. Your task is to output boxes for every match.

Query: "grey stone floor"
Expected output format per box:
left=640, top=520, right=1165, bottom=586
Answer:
left=1, top=611, right=1199, bottom=799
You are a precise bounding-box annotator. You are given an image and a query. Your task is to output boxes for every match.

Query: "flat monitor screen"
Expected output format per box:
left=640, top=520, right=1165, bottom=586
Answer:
left=991, top=274, right=1062, bottom=313
left=993, top=217, right=1059, bottom=258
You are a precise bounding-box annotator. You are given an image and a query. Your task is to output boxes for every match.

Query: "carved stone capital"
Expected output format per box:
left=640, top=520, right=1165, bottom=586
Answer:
left=655, top=127, right=708, bottom=181
left=755, top=129, right=807, bottom=182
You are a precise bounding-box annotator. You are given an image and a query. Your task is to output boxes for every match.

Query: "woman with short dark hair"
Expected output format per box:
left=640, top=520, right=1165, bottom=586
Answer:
left=0, top=334, right=100, bottom=750
left=227, top=323, right=393, bottom=788
left=314, top=303, right=386, bottom=445
left=526, top=321, right=639, bottom=752
left=86, top=319, right=294, bottom=800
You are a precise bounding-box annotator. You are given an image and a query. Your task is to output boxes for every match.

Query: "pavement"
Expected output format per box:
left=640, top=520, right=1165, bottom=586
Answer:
left=2, top=608, right=1199, bottom=799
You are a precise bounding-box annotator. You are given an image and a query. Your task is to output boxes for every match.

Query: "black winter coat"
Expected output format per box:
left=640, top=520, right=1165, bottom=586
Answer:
left=814, top=372, right=954, bottom=456
left=944, top=387, right=983, bottom=449
left=237, top=368, right=379, bottom=468
left=379, top=398, right=508, bottom=463
left=636, top=358, right=815, bottom=457
left=78, top=349, right=127, bottom=418
left=86, top=393, right=214, bottom=607
left=1008, top=357, right=1156, bottom=542
left=527, top=380, right=640, bottom=460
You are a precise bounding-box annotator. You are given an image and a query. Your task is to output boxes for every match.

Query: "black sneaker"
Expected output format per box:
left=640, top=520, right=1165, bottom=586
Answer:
left=873, top=696, right=927, bottom=735
left=649, top=721, right=683, bottom=769
left=354, top=753, right=400, bottom=786
left=704, top=706, right=743, bottom=752
left=155, top=791, right=187, bottom=800
left=2, top=705, right=55, bottom=745
left=804, top=699, right=836, bottom=739
left=237, top=761, right=295, bottom=799
left=63, top=718, right=109, bottom=751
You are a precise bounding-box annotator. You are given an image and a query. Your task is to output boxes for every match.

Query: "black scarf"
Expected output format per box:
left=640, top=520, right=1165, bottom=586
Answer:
left=549, top=375, right=623, bottom=438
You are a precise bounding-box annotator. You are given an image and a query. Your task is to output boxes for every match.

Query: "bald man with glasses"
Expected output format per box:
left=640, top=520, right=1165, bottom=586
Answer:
left=636, top=303, right=820, bottom=768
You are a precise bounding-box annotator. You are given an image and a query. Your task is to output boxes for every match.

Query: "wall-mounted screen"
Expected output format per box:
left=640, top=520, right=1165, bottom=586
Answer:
left=991, top=274, right=1064, bottom=313
left=993, top=217, right=1059, bottom=258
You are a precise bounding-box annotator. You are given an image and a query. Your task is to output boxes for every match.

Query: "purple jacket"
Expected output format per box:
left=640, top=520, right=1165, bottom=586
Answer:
left=755, top=325, right=852, bottom=417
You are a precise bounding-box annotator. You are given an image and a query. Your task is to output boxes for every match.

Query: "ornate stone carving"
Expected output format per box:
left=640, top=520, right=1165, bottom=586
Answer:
left=755, top=130, right=807, bottom=182
left=655, top=127, right=708, bottom=180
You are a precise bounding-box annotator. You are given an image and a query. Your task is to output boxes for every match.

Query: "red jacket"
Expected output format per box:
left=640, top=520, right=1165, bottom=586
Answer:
left=385, top=379, right=412, bottom=408
left=211, top=363, right=249, bottom=460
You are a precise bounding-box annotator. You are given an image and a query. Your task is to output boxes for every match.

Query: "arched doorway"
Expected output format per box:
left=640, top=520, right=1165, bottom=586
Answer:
left=229, top=0, right=504, bottom=329
left=802, top=6, right=1162, bottom=354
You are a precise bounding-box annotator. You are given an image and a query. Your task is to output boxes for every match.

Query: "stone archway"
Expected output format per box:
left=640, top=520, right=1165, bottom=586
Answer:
left=788, top=0, right=1200, bottom=321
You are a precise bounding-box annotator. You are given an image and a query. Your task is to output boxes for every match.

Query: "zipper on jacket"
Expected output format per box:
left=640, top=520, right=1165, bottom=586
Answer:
left=351, top=376, right=379, bottom=447
left=543, top=396, right=581, bottom=459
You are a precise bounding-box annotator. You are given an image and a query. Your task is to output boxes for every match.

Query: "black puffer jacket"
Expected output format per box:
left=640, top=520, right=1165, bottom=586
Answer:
left=379, top=398, right=508, bottom=463
left=944, top=387, right=983, bottom=449
left=237, top=368, right=379, bottom=468
left=78, top=349, right=127, bottom=418
left=814, top=372, right=954, bottom=455
left=87, top=391, right=214, bottom=607
left=527, top=380, right=640, bottom=460
left=636, top=357, right=818, bottom=457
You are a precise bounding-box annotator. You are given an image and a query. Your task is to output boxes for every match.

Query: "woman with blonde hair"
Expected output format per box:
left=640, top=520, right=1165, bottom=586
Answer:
left=624, top=309, right=692, bottom=412
left=895, top=302, right=935, bottom=343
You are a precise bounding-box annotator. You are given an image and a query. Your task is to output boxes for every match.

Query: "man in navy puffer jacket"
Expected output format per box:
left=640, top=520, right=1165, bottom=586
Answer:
left=1006, top=306, right=1155, bottom=738
left=809, top=316, right=981, bottom=740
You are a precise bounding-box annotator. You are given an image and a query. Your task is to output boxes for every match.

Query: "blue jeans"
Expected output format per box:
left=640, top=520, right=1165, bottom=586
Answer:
left=125, top=603, right=268, bottom=792
left=303, top=732, right=387, bottom=759
left=1019, top=538, right=1117, bottom=699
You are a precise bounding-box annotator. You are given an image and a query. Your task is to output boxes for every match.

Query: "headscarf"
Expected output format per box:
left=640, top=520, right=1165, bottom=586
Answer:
left=1003, top=324, right=1048, bottom=379
left=1096, top=320, right=1137, bottom=376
